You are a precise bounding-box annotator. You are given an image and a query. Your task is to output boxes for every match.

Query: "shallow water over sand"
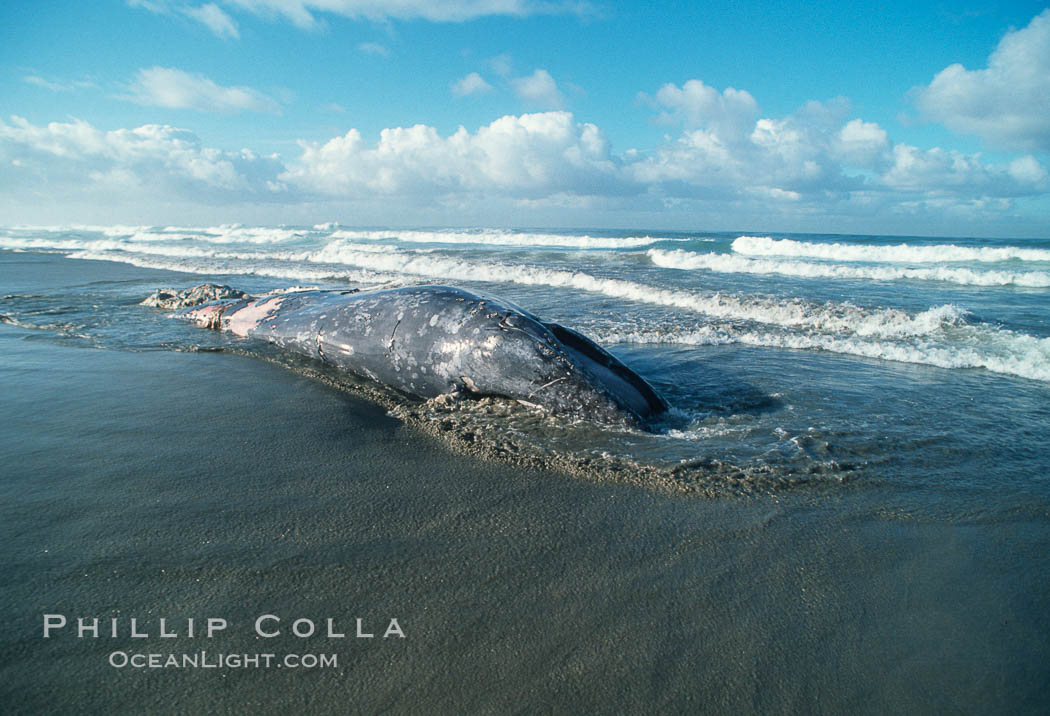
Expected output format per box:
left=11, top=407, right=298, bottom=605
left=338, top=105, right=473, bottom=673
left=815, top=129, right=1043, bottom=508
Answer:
left=3, top=322, right=1050, bottom=712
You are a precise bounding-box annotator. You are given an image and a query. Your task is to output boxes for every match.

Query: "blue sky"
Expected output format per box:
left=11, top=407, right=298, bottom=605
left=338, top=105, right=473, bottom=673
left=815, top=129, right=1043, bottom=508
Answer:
left=2, top=0, right=1049, bottom=237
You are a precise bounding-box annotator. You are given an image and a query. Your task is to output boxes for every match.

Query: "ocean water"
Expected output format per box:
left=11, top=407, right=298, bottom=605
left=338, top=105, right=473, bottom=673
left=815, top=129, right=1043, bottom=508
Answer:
left=2, top=224, right=1049, bottom=503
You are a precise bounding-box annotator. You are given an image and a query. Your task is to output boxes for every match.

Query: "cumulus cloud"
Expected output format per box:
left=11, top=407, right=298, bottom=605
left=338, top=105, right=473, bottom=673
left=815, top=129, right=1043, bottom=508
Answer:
left=629, top=85, right=1046, bottom=210
left=282, top=111, right=625, bottom=198
left=1009, top=155, right=1048, bottom=185
left=451, top=72, right=493, bottom=97
left=630, top=95, right=859, bottom=201
left=0, top=115, right=285, bottom=202
left=125, top=67, right=281, bottom=113
left=914, top=9, right=1050, bottom=150
left=3, top=94, right=1047, bottom=229
left=831, top=119, right=890, bottom=167
left=511, top=69, right=565, bottom=109
left=280, top=98, right=1046, bottom=212
left=643, top=79, right=758, bottom=140
left=882, top=144, right=1046, bottom=197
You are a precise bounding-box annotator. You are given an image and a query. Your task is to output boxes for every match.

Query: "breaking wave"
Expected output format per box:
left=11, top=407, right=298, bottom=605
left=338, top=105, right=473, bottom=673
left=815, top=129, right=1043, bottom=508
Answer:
left=594, top=325, right=1050, bottom=383
left=305, top=241, right=969, bottom=339
left=733, top=236, right=1050, bottom=264
left=64, top=250, right=400, bottom=286
left=649, top=248, right=1050, bottom=287
left=0, top=235, right=408, bottom=259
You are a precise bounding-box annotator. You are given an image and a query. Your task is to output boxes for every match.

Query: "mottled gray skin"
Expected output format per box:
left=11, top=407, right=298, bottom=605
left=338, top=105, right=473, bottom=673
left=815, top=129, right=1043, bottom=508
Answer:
left=176, top=285, right=668, bottom=427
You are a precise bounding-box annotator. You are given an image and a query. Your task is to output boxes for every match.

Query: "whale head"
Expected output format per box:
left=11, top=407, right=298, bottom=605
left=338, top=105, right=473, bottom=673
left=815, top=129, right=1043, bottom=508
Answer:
left=417, top=289, right=668, bottom=428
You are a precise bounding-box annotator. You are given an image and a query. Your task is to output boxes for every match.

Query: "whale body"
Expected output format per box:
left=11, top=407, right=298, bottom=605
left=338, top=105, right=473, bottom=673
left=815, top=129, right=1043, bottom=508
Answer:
left=159, top=284, right=668, bottom=428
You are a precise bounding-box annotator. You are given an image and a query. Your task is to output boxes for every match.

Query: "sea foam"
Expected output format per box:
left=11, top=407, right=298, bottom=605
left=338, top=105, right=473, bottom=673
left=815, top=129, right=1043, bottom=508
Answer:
left=595, top=325, right=1050, bottom=383
left=650, top=248, right=1050, bottom=287
left=733, top=236, right=1050, bottom=263
left=64, top=250, right=400, bottom=286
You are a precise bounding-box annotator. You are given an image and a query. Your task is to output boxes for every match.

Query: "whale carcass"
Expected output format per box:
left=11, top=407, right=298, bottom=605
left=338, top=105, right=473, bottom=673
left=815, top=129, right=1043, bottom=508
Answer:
left=148, top=284, right=668, bottom=427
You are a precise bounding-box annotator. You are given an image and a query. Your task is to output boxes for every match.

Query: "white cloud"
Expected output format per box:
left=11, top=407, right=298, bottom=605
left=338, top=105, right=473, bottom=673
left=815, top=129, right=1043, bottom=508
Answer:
left=451, top=72, right=493, bottom=97
left=832, top=119, right=890, bottom=167
left=282, top=111, right=624, bottom=198
left=224, top=0, right=589, bottom=28
left=125, top=67, right=281, bottom=113
left=1009, top=155, right=1048, bottom=185
left=882, top=144, right=1046, bottom=197
left=281, top=98, right=1046, bottom=213
left=358, top=42, right=390, bottom=56
left=644, top=79, right=758, bottom=141
left=129, top=1, right=240, bottom=38
left=181, top=3, right=240, bottom=38
left=914, top=9, right=1050, bottom=150
left=3, top=91, right=1047, bottom=231
left=0, top=116, right=284, bottom=202
left=511, top=69, right=565, bottom=109
left=629, top=87, right=1045, bottom=210
left=629, top=97, right=858, bottom=200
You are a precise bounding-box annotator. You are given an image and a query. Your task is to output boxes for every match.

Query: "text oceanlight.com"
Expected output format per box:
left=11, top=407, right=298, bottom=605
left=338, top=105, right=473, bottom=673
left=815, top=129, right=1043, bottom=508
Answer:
left=108, top=651, right=339, bottom=669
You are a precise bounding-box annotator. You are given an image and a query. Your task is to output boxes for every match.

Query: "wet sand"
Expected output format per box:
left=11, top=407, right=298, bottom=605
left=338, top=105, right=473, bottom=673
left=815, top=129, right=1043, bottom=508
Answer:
left=1, top=253, right=1049, bottom=714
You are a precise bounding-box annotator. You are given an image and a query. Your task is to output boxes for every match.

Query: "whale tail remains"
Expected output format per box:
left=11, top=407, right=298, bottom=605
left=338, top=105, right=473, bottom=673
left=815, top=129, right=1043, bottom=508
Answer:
left=146, top=283, right=668, bottom=428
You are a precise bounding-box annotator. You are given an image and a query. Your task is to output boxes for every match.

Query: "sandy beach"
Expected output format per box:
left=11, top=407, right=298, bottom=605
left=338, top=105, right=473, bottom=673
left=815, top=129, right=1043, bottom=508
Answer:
left=1, top=251, right=1048, bottom=713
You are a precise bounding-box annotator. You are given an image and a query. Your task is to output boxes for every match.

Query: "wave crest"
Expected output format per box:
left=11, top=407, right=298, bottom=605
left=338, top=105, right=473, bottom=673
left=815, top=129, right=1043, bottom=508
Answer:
left=650, top=248, right=1050, bottom=287
left=733, top=236, right=1050, bottom=264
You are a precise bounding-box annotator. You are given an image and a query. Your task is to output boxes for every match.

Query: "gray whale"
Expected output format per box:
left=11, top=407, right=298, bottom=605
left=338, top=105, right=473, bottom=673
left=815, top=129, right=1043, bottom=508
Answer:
left=158, top=284, right=668, bottom=427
